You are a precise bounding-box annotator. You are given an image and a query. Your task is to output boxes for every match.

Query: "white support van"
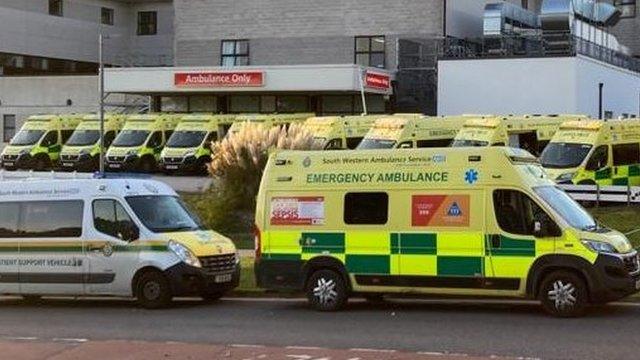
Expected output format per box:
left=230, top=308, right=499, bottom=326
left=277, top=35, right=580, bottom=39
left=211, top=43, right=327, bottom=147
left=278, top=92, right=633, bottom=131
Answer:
left=0, top=177, right=239, bottom=308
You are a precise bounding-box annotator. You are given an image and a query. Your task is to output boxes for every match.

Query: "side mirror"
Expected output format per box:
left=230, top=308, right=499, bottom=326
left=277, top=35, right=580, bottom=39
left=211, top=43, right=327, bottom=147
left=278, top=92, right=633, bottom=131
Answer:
left=203, top=141, right=212, bottom=149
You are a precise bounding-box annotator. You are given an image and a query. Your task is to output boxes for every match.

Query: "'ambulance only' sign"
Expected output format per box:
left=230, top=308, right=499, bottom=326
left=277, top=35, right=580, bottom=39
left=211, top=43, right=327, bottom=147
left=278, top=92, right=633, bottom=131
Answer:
left=175, top=71, right=265, bottom=87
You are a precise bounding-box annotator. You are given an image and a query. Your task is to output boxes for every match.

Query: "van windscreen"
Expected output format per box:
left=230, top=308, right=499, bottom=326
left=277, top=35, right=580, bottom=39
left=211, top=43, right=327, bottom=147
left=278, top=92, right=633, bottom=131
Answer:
left=10, top=130, right=45, bottom=146
left=126, top=195, right=204, bottom=233
left=451, top=139, right=489, bottom=147
left=357, top=139, right=396, bottom=149
left=540, top=143, right=592, bottom=169
left=66, top=130, right=100, bottom=146
left=534, top=186, right=596, bottom=230
left=166, top=131, right=207, bottom=148
left=112, top=130, right=150, bottom=147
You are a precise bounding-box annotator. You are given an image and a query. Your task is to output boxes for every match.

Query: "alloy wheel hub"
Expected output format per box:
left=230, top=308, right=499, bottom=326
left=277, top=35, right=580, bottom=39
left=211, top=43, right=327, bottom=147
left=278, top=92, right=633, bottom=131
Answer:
left=547, top=280, right=577, bottom=310
left=313, top=277, right=337, bottom=305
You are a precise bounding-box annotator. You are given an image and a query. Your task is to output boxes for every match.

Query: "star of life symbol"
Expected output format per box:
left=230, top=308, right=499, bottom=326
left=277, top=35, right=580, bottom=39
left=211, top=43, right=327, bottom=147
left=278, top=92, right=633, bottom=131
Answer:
left=465, top=169, right=478, bottom=184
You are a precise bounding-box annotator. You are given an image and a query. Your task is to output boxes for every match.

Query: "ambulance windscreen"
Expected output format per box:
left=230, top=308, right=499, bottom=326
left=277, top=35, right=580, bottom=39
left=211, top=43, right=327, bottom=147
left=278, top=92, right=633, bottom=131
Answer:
left=112, top=130, right=150, bottom=147
left=66, top=130, right=100, bottom=146
left=451, top=139, right=489, bottom=147
left=540, top=143, right=592, bottom=169
left=167, top=131, right=207, bottom=148
left=534, top=186, right=596, bottom=230
left=10, top=130, right=45, bottom=146
left=357, top=139, right=396, bottom=149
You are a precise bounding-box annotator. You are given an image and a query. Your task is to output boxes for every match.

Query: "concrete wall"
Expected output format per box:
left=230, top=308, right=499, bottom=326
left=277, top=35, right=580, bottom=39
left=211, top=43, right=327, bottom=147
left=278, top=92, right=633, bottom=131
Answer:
left=437, top=56, right=640, bottom=118
left=174, top=0, right=445, bottom=69
left=0, top=0, right=174, bottom=66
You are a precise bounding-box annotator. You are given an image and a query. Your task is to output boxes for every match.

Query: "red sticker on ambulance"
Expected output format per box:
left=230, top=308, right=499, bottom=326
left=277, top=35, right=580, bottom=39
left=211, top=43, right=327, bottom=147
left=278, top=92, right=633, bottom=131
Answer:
left=270, top=197, right=325, bottom=225
left=412, top=195, right=470, bottom=227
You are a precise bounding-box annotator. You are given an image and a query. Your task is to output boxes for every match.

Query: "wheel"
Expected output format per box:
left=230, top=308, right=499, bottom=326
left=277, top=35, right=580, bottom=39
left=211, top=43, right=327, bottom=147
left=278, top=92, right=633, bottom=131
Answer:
left=539, top=270, right=588, bottom=317
left=306, top=269, right=348, bottom=312
left=21, top=295, right=42, bottom=304
left=139, top=157, right=157, bottom=173
left=200, top=291, right=224, bottom=303
left=196, top=157, right=211, bottom=175
left=135, top=271, right=172, bottom=309
left=33, top=156, right=50, bottom=171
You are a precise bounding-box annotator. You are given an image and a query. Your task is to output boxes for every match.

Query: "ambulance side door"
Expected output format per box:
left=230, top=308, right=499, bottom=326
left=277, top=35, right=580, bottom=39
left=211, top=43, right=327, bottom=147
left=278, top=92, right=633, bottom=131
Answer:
left=0, top=202, right=21, bottom=294
left=485, top=188, right=559, bottom=293
left=19, top=200, right=87, bottom=295
left=86, top=198, right=141, bottom=295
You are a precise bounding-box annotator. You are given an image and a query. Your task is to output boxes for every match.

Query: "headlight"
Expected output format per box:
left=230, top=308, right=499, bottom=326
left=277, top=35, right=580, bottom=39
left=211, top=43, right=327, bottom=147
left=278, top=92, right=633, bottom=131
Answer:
left=581, top=239, right=618, bottom=254
left=126, top=150, right=138, bottom=157
left=18, top=149, right=30, bottom=156
left=168, top=240, right=201, bottom=268
left=235, top=250, right=241, bottom=265
left=79, top=149, right=90, bottom=156
left=184, top=150, right=196, bottom=157
left=557, top=172, right=576, bottom=182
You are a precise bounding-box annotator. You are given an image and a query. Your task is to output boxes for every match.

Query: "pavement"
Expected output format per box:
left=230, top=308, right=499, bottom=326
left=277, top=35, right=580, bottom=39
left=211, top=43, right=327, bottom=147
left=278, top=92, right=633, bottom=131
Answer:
left=0, top=170, right=212, bottom=193
left=0, top=296, right=639, bottom=360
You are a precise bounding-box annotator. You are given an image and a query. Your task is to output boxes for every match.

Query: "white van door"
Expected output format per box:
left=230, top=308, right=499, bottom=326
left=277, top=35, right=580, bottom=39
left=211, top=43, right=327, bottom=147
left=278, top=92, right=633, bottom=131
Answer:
left=0, top=202, right=21, bottom=294
left=19, top=200, right=88, bottom=295
left=86, top=198, right=141, bottom=296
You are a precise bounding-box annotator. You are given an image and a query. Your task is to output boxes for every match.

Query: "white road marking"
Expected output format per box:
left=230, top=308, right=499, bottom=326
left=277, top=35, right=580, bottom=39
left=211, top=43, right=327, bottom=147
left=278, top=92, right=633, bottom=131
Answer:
left=52, top=338, right=88, bottom=343
left=418, top=351, right=445, bottom=356
left=230, top=344, right=267, bottom=348
left=2, top=336, right=38, bottom=341
left=286, top=346, right=327, bottom=350
left=349, top=348, right=397, bottom=353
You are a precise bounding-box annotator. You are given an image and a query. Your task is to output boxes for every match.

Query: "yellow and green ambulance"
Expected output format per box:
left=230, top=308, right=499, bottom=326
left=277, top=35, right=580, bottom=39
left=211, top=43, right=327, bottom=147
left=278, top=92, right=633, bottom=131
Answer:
left=0, top=177, right=239, bottom=308
left=541, top=119, right=640, bottom=185
left=356, top=115, right=467, bottom=149
left=303, top=116, right=379, bottom=150
left=160, top=114, right=237, bottom=175
left=1, top=114, right=84, bottom=171
left=106, top=114, right=181, bottom=173
left=59, top=114, right=126, bottom=172
left=255, top=147, right=640, bottom=317
left=451, top=115, right=585, bottom=156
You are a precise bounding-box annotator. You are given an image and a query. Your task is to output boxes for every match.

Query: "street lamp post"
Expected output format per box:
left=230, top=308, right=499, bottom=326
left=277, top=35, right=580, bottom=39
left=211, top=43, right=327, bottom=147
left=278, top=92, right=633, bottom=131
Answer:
left=98, top=33, right=106, bottom=175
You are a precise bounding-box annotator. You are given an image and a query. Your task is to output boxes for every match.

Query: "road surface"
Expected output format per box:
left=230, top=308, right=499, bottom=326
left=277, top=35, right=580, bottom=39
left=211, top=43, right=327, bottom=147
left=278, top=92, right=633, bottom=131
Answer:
left=0, top=296, right=637, bottom=360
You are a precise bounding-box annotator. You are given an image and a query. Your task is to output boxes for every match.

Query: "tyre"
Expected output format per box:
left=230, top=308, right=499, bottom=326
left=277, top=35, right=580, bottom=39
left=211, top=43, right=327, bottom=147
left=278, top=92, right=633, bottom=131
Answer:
left=139, top=157, right=157, bottom=173
left=196, top=157, right=211, bottom=175
left=306, top=269, right=348, bottom=312
left=33, top=156, right=50, bottom=171
left=539, top=270, right=588, bottom=317
left=200, top=291, right=224, bottom=303
left=135, top=270, right=172, bottom=309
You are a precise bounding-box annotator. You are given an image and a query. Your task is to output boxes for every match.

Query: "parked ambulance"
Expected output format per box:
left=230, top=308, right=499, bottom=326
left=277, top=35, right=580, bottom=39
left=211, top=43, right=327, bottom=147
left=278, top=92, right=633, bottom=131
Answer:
left=451, top=115, right=585, bottom=156
left=541, top=119, right=640, bottom=185
left=303, top=116, right=379, bottom=150
left=59, top=114, right=126, bottom=172
left=0, top=177, right=239, bottom=308
left=255, top=147, right=640, bottom=317
left=356, top=115, right=467, bottom=149
left=1, top=114, right=84, bottom=171
left=106, top=114, right=181, bottom=173
left=160, top=114, right=236, bottom=175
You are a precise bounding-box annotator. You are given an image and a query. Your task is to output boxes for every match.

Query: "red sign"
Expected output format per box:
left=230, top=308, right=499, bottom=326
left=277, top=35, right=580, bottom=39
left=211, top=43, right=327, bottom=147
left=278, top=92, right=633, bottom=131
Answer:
left=365, top=71, right=391, bottom=90
left=412, top=195, right=470, bottom=227
left=174, top=71, right=265, bottom=88
left=270, top=196, right=325, bottom=226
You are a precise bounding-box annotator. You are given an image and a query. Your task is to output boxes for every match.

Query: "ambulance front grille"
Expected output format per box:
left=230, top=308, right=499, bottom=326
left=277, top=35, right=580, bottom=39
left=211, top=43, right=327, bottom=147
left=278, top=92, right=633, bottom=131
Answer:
left=623, top=254, right=640, bottom=275
left=3, top=155, right=18, bottom=161
left=199, top=254, right=236, bottom=274
left=61, top=154, right=79, bottom=161
left=163, top=157, right=184, bottom=164
left=108, top=156, right=125, bottom=162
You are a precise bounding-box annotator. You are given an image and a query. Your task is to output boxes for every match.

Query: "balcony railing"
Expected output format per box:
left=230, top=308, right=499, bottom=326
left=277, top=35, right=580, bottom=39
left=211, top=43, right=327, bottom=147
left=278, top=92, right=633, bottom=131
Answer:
left=439, top=32, right=640, bottom=73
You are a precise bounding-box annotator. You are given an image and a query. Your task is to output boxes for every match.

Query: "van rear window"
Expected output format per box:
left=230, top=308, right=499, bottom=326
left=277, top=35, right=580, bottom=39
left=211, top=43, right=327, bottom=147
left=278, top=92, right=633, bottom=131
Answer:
left=344, top=192, right=388, bottom=225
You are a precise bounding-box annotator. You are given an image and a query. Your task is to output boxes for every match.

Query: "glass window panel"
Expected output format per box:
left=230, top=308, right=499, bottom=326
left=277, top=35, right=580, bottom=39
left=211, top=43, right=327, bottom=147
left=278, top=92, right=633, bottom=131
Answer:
left=236, top=40, right=249, bottom=55
left=190, top=96, right=217, bottom=112
left=371, top=37, right=386, bottom=52
left=235, top=56, right=250, bottom=66
left=321, top=96, right=353, bottom=114
left=356, top=37, right=370, bottom=52
left=370, top=53, right=385, bottom=68
left=355, top=54, right=370, bottom=67
left=222, top=41, right=236, bottom=55
left=160, top=96, right=188, bottom=112
left=230, top=95, right=260, bottom=113
left=261, top=96, right=277, bottom=113
left=277, top=96, right=308, bottom=113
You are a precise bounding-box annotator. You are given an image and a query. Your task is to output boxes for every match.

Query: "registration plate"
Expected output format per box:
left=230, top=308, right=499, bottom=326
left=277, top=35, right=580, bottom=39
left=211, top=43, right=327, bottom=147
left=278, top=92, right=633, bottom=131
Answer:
left=3, top=162, right=13, bottom=167
left=109, top=163, right=121, bottom=169
left=62, top=162, right=74, bottom=167
left=215, top=274, right=232, bottom=283
left=165, top=165, right=179, bottom=170
left=636, top=279, right=640, bottom=290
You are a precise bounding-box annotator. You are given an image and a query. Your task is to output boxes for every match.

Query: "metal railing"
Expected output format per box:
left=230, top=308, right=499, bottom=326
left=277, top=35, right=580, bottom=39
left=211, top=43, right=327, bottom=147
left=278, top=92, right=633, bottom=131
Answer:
left=439, top=33, right=640, bottom=74
left=559, top=184, right=640, bottom=205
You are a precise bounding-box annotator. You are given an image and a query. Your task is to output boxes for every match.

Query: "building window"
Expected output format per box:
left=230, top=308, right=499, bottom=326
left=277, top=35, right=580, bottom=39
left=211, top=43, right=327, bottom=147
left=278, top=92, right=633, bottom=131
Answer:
left=615, top=0, right=637, bottom=18
left=49, top=0, right=63, bottom=16
left=137, top=11, right=157, bottom=36
left=101, top=7, right=114, bottom=26
left=355, top=36, right=386, bottom=69
left=221, top=40, right=250, bottom=66
left=521, top=0, right=529, bottom=10
left=3, top=115, right=16, bottom=143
